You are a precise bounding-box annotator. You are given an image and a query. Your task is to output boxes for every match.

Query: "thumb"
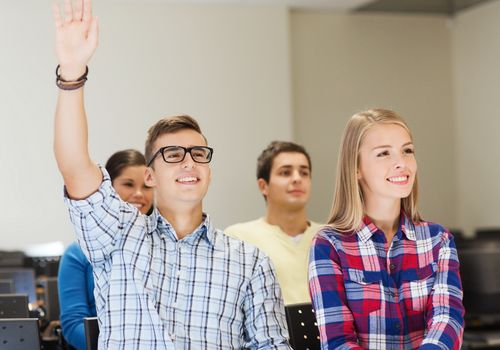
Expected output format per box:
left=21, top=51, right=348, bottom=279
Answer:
left=87, top=17, right=99, bottom=49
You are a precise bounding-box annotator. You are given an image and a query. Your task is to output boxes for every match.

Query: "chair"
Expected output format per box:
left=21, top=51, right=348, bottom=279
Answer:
left=0, top=280, right=13, bottom=294
left=475, top=228, right=500, bottom=240
left=0, top=294, right=29, bottom=318
left=84, top=316, right=99, bottom=350
left=285, top=303, right=320, bottom=350
left=0, top=318, right=41, bottom=350
left=38, top=277, right=60, bottom=322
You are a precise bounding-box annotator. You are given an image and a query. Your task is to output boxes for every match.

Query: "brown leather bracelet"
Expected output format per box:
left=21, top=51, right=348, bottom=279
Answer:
left=55, top=65, right=89, bottom=91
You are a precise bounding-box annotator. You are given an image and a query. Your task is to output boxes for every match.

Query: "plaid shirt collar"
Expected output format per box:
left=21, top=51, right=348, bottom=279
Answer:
left=147, top=209, right=215, bottom=247
left=355, top=212, right=417, bottom=243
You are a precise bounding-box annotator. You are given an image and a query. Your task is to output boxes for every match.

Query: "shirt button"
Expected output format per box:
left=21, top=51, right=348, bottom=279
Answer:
left=170, top=333, right=176, bottom=341
left=394, top=322, right=401, bottom=330
left=389, top=263, right=396, bottom=271
left=176, top=270, right=181, bottom=277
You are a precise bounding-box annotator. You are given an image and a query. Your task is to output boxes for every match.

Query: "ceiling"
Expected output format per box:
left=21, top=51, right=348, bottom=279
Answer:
left=144, top=0, right=373, bottom=11
left=355, top=0, right=496, bottom=15
left=149, top=0, right=496, bottom=15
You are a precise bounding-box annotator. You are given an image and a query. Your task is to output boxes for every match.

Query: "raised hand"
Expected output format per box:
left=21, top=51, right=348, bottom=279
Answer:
left=53, top=0, right=98, bottom=80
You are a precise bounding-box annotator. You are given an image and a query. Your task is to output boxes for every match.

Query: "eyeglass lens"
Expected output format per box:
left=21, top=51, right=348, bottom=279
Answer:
left=162, top=146, right=212, bottom=163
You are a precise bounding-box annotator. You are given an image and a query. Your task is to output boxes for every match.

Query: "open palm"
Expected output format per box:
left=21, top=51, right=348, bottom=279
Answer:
left=53, top=0, right=98, bottom=79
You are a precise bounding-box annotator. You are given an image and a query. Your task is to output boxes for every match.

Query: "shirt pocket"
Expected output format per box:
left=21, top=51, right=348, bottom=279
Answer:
left=400, top=262, right=437, bottom=313
left=343, top=268, right=383, bottom=315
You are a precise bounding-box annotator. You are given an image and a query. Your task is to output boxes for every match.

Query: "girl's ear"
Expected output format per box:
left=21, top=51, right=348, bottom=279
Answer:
left=145, top=167, right=156, bottom=188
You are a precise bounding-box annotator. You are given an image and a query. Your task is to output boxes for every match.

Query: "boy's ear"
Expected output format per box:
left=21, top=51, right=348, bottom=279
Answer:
left=145, top=167, right=156, bottom=188
left=257, top=178, right=269, bottom=197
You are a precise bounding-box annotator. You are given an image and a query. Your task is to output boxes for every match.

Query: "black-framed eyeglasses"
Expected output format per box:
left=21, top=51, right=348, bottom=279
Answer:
left=147, top=146, right=214, bottom=167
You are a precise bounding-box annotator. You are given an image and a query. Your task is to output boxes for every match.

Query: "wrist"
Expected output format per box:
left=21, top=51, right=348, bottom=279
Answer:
left=55, top=65, right=89, bottom=91
left=57, top=64, right=87, bottom=81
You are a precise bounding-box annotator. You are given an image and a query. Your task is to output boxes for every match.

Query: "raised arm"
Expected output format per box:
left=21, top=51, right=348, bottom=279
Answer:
left=53, top=0, right=101, bottom=199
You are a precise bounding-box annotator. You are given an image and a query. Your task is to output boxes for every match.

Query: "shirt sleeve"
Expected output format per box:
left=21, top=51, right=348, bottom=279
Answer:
left=420, top=231, right=465, bottom=350
left=309, top=234, right=363, bottom=350
left=242, top=253, right=292, bottom=350
left=58, top=243, right=96, bottom=350
left=64, top=166, right=141, bottom=266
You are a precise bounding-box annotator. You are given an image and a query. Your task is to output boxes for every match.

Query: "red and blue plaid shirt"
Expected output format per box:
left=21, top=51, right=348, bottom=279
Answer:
left=309, top=214, right=464, bottom=349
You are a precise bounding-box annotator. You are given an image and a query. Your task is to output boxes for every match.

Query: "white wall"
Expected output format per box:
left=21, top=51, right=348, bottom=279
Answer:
left=452, top=0, right=500, bottom=236
left=0, top=1, right=292, bottom=250
left=2, top=0, right=499, bottom=251
left=291, top=12, right=457, bottom=227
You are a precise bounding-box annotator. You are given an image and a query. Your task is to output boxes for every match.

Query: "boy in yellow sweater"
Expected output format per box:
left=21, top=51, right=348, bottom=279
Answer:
left=225, top=141, right=322, bottom=305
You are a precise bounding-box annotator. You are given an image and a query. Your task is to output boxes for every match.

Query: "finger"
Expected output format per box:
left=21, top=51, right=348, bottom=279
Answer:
left=82, top=0, right=92, bottom=22
left=52, top=3, right=63, bottom=29
left=63, top=0, right=73, bottom=23
left=74, top=0, right=83, bottom=21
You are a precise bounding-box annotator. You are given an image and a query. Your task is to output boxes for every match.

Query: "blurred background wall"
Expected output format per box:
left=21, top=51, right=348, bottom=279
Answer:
left=1, top=0, right=499, bottom=249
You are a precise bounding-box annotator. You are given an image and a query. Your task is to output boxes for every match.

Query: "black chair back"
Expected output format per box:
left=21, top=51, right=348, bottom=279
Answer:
left=38, top=277, right=60, bottom=322
left=0, top=294, right=29, bottom=318
left=0, top=280, right=13, bottom=294
left=475, top=228, right=500, bottom=240
left=84, top=316, right=99, bottom=350
left=0, top=318, right=40, bottom=350
left=285, top=303, right=320, bottom=350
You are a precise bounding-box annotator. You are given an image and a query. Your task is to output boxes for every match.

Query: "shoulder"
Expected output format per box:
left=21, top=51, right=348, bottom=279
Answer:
left=305, top=221, right=326, bottom=236
left=224, top=218, right=266, bottom=238
left=214, top=228, right=270, bottom=265
left=59, top=242, right=92, bottom=274
left=409, top=220, right=452, bottom=241
left=314, top=225, right=353, bottom=243
left=62, top=241, right=86, bottom=260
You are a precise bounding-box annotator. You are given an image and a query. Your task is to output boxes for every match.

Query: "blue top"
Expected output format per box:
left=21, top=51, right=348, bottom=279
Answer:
left=58, top=241, right=96, bottom=350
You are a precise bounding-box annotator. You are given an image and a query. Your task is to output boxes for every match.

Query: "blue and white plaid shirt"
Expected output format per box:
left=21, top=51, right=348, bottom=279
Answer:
left=64, top=167, right=291, bottom=350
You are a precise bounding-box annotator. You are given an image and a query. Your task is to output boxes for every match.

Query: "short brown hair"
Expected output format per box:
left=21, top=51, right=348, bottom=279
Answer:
left=145, top=115, right=206, bottom=166
left=256, top=141, right=312, bottom=182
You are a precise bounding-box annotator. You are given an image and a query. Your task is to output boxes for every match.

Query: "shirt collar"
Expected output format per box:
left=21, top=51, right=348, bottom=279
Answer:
left=147, top=210, right=215, bottom=246
left=355, top=211, right=417, bottom=243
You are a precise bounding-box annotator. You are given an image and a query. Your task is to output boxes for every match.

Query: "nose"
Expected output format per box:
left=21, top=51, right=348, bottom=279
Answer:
left=394, top=153, right=408, bottom=169
left=292, top=170, right=302, bottom=183
left=132, top=187, right=145, bottom=198
left=181, top=151, right=196, bottom=169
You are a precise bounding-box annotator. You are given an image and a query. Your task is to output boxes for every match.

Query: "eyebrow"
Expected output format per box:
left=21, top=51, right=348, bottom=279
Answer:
left=372, top=141, right=413, bottom=151
left=277, top=165, right=310, bottom=170
left=117, top=178, right=135, bottom=182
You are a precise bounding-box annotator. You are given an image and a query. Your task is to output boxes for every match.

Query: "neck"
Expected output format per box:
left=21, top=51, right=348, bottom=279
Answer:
left=265, top=204, right=309, bottom=237
left=364, top=197, right=401, bottom=242
left=157, top=203, right=204, bottom=239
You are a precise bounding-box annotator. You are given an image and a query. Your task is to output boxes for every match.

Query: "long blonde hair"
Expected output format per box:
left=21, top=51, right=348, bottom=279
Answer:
left=328, top=108, right=422, bottom=232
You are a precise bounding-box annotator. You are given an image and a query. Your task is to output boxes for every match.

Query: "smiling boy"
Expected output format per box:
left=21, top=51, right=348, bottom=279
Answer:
left=52, top=0, right=291, bottom=348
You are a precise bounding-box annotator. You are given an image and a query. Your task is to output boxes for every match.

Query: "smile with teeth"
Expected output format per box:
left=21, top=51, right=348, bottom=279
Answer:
left=176, top=176, right=199, bottom=183
left=387, top=175, right=409, bottom=184
left=130, top=203, right=144, bottom=208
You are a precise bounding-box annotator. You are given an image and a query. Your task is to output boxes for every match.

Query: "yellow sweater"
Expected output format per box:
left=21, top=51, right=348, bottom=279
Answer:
left=225, top=218, right=322, bottom=305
